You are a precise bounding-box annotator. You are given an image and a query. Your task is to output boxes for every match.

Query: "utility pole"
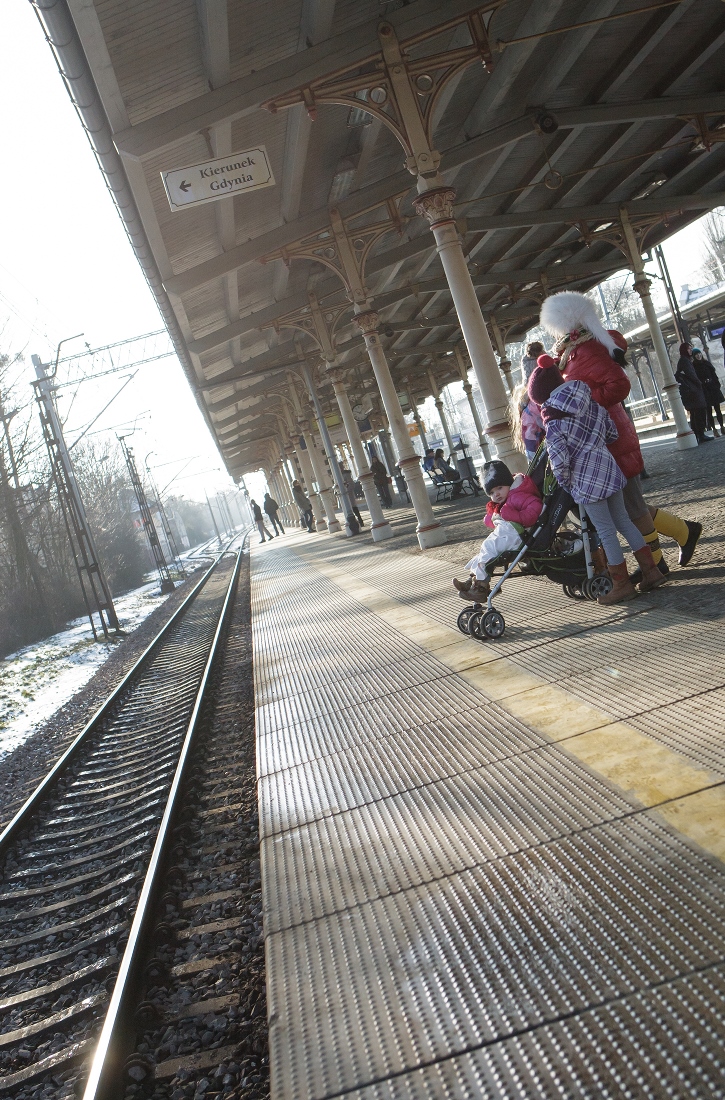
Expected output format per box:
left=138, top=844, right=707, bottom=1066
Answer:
left=205, top=489, right=222, bottom=546
left=654, top=244, right=689, bottom=344
left=145, top=454, right=186, bottom=576
left=119, top=437, right=175, bottom=595
left=32, top=350, right=121, bottom=640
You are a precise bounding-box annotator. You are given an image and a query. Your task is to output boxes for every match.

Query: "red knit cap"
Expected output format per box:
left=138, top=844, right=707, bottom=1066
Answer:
left=528, top=364, right=564, bottom=405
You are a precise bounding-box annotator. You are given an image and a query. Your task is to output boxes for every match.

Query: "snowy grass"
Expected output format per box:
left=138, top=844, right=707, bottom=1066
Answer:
left=0, top=580, right=170, bottom=760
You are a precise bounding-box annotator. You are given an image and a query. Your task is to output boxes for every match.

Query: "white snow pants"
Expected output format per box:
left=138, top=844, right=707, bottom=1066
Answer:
left=465, top=517, right=523, bottom=580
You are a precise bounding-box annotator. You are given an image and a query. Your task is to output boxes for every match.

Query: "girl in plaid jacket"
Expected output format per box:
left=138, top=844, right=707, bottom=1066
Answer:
left=528, top=365, right=667, bottom=605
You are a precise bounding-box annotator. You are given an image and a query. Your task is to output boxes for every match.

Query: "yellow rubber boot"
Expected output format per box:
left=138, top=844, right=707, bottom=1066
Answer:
left=652, top=508, right=689, bottom=547
left=644, top=529, right=663, bottom=565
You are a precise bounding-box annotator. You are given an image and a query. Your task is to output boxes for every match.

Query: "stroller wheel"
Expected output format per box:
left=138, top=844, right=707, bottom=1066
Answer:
left=457, top=606, right=476, bottom=634
left=481, top=609, right=506, bottom=639
left=468, top=609, right=485, bottom=640
left=585, top=574, right=613, bottom=600
left=562, top=582, right=585, bottom=600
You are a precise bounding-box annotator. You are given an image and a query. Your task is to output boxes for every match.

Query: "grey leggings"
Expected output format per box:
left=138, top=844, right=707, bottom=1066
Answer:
left=583, top=490, right=646, bottom=566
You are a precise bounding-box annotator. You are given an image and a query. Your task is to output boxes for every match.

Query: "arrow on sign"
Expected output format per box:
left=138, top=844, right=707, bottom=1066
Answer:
left=179, top=180, right=191, bottom=193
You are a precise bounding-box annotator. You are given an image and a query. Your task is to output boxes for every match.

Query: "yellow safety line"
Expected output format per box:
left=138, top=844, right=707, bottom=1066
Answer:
left=290, top=546, right=725, bottom=865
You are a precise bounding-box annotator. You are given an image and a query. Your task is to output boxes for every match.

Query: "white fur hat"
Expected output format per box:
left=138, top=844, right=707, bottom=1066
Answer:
left=540, top=291, right=617, bottom=355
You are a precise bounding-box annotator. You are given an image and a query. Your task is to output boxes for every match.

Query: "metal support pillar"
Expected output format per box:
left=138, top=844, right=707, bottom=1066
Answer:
left=414, top=189, right=524, bottom=470
left=406, top=386, right=429, bottom=452
left=32, top=354, right=120, bottom=638
left=301, top=420, right=340, bottom=532
left=329, top=369, right=393, bottom=541
left=295, top=436, right=327, bottom=530
left=302, top=363, right=357, bottom=536
left=455, top=345, right=491, bottom=461
left=428, top=369, right=456, bottom=456
left=353, top=308, right=445, bottom=547
left=490, top=315, right=514, bottom=395
left=620, top=209, right=696, bottom=449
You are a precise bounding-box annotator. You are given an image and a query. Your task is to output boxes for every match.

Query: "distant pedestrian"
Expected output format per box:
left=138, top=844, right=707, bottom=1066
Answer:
left=250, top=499, right=274, bottom=543
left=370, top=456, right=392, bottom=507
left=692, top=348, right=724, bottom=436
left=675, top=343, right=709, bottom=444
left=340, top=467, right=364, bottom=527
left=520, top=341, right=545, bottom=383
left=264, top=492, right=284, bottom=534
left=291, top=480, right=314, bottom=532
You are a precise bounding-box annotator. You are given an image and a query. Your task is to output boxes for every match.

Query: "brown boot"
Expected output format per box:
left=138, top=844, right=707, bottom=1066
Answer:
left=459, top=579, right=490, bottom=602
left=633, top=546, right=669, bottom=592
left=453, top=576, right=473, bottom=592
left=597, top=562, right=637, bottom=605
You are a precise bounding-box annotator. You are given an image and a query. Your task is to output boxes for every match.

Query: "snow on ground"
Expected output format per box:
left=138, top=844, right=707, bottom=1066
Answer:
left=0, top=579, right=171, bottom=760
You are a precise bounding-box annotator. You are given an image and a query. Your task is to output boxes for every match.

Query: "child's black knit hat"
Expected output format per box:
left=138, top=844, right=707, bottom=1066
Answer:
left=483, top=461, right=514, bottom=495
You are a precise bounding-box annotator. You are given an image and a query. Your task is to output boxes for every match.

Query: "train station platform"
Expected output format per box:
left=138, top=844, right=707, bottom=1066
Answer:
left=251, top=444, right=725, bottom=1099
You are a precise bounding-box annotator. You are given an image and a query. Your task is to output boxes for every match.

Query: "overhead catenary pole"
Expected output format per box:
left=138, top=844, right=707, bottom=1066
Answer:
left=119, top=437, right=175, bottom=595
left=32, top=353, right=121, bottom=639
left=204, top=489, right=222, bottom=546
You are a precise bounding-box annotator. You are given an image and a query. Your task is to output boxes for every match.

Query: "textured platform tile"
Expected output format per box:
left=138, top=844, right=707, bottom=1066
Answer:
left=267, top=816, right=725, bottom=1099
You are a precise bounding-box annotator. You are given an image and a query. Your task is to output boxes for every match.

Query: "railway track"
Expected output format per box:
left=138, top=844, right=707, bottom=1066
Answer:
left=0, top=540, right=253, bottom=1099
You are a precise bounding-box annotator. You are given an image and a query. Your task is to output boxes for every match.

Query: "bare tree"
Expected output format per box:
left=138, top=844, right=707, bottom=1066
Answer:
left=700, top=208, right=725, bottom=284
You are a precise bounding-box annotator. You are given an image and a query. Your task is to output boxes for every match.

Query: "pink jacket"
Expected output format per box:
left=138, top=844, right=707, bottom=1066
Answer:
left=484, top=475, right=543, bottom=529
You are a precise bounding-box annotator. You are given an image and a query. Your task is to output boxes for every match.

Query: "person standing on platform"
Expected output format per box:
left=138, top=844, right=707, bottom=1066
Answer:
left=263, top=492, right=284, bottom=535
left=251, top=499, right=274, bottom=543
left=675, top=343, right=709, bottom=444
left=692, top=348, right=724, bottom=436
left=292, top=480, right=314, bottom=532
left=539, top=291, right=703, bottom=576
left=340, top=467, right=364, bottom=527
left=370, top=456, right=393, bottom=507
left=520, top=341, right=545, bottom=383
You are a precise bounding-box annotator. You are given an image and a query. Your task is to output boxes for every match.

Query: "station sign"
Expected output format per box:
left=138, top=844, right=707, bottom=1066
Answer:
left=161, top=146, right=275, bottom=211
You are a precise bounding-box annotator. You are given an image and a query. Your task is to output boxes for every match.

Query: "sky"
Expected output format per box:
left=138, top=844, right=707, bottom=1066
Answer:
left=0, top=1, right=242, bottom=504
left=0, top=1, right=718, bottom=507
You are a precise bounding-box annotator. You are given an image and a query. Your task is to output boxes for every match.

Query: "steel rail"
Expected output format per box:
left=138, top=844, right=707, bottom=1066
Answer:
left=0, top=549, right=223, bottom=860
left=82, top=541, right=246, bottom=1099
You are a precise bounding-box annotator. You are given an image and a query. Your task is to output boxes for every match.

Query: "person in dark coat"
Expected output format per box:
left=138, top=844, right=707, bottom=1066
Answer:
left=263, top=492, right=284, bottom=535
left=250, top=499, right=274, bottom=542
left=291, top=480, right=314, bottom=531
left=370, top=456, right=392, bottom=507
left=692, top=348, right=725, bottom=435
left=675, top=342, right=709, bottom=444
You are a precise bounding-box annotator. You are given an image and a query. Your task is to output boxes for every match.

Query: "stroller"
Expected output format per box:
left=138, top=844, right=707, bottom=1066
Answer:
left=457, top=446, right=613, bottom=641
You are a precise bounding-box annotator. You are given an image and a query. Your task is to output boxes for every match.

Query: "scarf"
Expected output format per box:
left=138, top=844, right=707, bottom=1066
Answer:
left=553, top=328, right=594, bottom=372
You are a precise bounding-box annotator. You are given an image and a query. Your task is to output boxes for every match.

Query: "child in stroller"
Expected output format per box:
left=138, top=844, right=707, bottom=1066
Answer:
left=454, top=448, right=613, bottom=641
left=454, top=460, right=543, bottom=602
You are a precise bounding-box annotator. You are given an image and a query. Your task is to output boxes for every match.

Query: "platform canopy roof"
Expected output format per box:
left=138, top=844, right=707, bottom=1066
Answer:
left=41, top=0, right=725, bottom=476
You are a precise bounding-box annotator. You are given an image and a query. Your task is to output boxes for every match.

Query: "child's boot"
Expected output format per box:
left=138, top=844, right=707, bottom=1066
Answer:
left=633, top=546, right=669, bottom=591
left=453, top=576, right=473, bottom=593
left=597, top=562, right=637, bottom=605
left=458, top=579, right=490, bottom=602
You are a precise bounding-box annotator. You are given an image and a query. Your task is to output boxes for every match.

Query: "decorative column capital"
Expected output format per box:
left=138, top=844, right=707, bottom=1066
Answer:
left=297, top=416, right=310, bottom=433
left=461, top=381, right=472, bottom=394
left=353, top=309, right=380, bottom=336
left=632, top=275, right=652, bottom=298
left=413, top=186, right=457, bottom=226
left=325, top=365, right=346, bottom=387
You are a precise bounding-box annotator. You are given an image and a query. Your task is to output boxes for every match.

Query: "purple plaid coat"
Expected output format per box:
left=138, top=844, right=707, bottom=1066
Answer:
left=541, top=380, right=625, bottom=504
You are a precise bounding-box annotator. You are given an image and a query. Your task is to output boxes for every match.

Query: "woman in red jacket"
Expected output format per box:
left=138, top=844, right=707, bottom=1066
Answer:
left=538, top=292, right=703, bottom=573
